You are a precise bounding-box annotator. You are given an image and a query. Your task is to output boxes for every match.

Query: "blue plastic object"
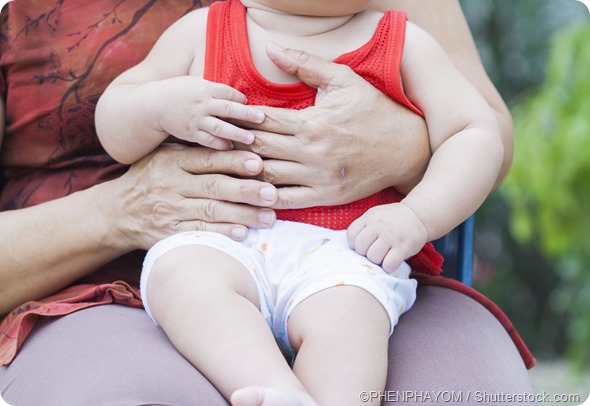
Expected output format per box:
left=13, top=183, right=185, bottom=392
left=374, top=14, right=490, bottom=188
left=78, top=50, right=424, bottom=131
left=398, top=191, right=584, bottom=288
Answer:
left=431, top=215, right=474, bottom=286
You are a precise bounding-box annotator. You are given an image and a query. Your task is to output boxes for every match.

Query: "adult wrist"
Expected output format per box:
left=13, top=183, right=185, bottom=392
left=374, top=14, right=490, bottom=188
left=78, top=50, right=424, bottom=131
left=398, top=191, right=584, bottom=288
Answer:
left=89, top=176, right=140, bottom=254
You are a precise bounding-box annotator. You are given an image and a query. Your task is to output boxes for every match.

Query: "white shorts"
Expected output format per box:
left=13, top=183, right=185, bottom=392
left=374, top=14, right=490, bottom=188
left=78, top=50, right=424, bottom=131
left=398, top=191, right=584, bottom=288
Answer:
left=141, top=221, right=417, bottom=360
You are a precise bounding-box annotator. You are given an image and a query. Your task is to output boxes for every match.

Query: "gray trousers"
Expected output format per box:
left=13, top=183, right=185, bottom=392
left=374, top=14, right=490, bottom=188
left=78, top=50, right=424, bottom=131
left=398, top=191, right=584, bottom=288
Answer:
left=0, top=285, right=536, bottom=405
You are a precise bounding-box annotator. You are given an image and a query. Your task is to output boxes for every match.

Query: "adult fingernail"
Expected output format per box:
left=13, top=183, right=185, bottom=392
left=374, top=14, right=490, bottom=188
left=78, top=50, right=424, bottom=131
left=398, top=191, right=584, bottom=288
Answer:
left=243, top=131, right=255, bottom=144
left=253, top=110, right=265, bottom=123
left=260, top=186, right=277, bottom=203
left=259, top=210, right=276, bottom=226
left=244, top=159, right=260, bottom=173
left=231, top=227, right=247, bottom=240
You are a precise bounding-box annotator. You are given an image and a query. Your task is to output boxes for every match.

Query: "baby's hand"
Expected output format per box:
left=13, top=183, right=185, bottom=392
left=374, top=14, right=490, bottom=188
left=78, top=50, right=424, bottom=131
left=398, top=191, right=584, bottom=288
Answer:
left=346, top=203, right=429, bottom=273
left=152, top=76, right=265, bottom=150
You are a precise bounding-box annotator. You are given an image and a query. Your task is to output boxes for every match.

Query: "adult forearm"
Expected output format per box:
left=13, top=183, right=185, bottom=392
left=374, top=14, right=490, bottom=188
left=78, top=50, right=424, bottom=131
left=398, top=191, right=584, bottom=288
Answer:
left=0, top=100, right=4, bottom=145
left=0, top=145, right=281, bottom=314
left=0, top=180, right=130, bottom=315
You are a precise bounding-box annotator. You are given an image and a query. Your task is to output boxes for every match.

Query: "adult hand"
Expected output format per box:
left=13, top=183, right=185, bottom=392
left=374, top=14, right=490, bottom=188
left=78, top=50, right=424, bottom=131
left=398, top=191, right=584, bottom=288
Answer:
left=112, top=143, right=278, bottom=250
left=0, top=143, right=278, bottom=312
left=241, top=43, right=431, bottom=209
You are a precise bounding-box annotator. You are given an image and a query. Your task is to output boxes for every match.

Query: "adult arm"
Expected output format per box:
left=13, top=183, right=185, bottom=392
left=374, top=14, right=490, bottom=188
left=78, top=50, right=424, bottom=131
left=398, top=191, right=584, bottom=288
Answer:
left=348, top=23, right=504, bottom=271
left=0, top=97, right=4, bottom=146
left=246, top=0, right=512, bottom=211
left=374, top=0, right=514, bottom=186
left=0, top=144, right=277, bottom=315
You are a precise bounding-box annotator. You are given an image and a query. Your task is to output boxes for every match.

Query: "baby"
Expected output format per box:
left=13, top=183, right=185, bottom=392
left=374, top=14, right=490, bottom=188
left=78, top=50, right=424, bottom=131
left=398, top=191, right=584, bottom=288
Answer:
left=96, top=0, right=502, bottom=404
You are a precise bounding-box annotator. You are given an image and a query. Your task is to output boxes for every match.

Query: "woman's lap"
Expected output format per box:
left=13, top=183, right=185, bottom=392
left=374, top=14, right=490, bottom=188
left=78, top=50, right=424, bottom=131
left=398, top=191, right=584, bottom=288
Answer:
left=386, top=285, right=536, bottom=404
left=0, top=285, right=535, bottom=405
left=0, top=304, right=227, bottom=406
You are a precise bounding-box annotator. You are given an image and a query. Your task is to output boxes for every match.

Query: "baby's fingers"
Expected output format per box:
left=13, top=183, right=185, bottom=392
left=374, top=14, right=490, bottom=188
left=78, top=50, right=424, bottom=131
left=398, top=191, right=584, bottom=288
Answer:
left=197, top=100, right=265, bottom=145
left=210, top=98, right=265, bottom=124
left=365, top=239, right=390, bottom=267
left=365, top=239, right=405, bottom=273
left=207, top=83, right=265, bottom=124
left=346, top=217, right=366, bottom=250
left=382, top=249, right=405, bottom=274
left=197, top=116, right=255, bottom=146
left=348, top=228, right=378, bottom=257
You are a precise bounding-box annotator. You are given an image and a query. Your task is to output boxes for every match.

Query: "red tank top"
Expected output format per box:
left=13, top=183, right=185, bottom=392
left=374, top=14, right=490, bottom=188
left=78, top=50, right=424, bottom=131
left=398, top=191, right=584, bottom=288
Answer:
left=204, top=0, right=442, bottom=275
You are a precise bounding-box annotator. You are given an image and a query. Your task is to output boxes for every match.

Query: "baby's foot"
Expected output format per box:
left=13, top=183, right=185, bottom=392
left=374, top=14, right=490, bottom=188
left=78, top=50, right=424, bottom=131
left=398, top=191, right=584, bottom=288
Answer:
left=231, top=386, right=317, bottom=406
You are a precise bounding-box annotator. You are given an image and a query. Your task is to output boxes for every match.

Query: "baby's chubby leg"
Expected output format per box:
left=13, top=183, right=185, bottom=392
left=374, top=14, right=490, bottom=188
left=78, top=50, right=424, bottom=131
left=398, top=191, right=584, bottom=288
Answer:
left=288, top=286, right=391, bottom=405
left=144, top=244, right=315, bottom=405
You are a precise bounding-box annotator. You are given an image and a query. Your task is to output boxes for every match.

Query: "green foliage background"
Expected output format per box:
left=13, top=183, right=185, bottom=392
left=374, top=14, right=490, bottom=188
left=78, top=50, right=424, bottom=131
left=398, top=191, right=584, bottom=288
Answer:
left=459, top=0, right=590, bottom=371
left=504, top=22, right=590, bottom=370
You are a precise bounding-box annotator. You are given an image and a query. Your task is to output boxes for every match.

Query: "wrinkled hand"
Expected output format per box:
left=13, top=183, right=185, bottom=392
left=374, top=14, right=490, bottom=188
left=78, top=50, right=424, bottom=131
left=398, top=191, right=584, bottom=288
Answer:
left=150, top=76, right=265, bottom=150
left=239, top=44, right=430, bottom=209
left=114, top=143, right=278, bottom=250
left=346, top=203, right=428, bottom=273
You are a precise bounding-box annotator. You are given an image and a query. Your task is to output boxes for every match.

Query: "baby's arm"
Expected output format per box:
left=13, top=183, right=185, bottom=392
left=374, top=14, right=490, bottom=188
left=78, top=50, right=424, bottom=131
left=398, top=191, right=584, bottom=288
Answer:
left=95, top=9, right=264, bottom=164
left=347, top=22, right=503, bottom=272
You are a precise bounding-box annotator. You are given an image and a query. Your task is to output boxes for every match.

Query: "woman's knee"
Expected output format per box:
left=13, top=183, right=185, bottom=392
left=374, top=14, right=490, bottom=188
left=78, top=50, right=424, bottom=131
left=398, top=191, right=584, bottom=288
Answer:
left=385, top=285, right=535, bottom=398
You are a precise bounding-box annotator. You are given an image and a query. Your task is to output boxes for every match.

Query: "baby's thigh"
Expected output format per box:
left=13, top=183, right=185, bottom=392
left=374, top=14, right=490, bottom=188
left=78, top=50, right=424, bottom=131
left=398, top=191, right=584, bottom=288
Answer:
left=271, top=232, right=417, bottom=353
left=0, top=305, right=228, bottom=406
left=141, top=232, right=263, bottom=320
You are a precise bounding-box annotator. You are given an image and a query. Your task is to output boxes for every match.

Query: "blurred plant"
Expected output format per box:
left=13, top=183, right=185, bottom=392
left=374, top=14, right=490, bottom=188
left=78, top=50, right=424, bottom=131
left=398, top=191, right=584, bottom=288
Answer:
left=461, top=0, right=587, bottom=102
left=459, top=0, right=588, bottom=367
left=501, top=21, right=590, bottom=371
